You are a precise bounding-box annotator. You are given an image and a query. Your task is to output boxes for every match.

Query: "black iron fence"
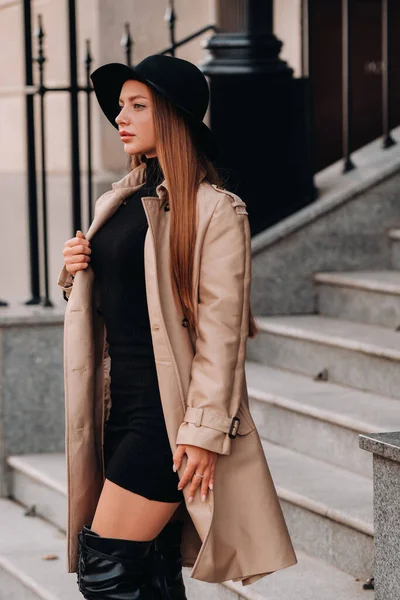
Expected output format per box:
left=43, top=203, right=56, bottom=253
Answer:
left=302, top=0, right=397, bottom=173
left=4, top=0, right=398, bottom=308
left=19, top=0, right=216, bottom=308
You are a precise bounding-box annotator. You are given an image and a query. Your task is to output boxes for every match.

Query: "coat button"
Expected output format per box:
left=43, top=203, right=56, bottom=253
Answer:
left=97, top=306, right=103, bottom=316
left=182, top=317, right=189, bottom=328
left=164, top=203, right=170, bottom=211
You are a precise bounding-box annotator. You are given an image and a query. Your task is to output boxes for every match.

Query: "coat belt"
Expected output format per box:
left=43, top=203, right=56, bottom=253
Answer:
left=183, top=406, right=240, bottom=436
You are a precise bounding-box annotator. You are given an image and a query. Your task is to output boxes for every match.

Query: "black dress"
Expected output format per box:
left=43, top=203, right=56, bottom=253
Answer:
left=89, top=157, right=184, bottom=503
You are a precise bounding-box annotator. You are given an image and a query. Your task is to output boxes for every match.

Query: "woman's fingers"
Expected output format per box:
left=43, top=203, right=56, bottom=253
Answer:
left=209, top=459, right=216, bottom=491
left=178, top=458, right=198, bottom=490
left=183, top=460, right=209, bottom=503
left=65, top=254, right=91, bottom=266
left=200, top=466, right=211, bottom=501
left=67, top=262, right=89, bottom=273
left=172, top=444, right=186, bottom=472
left=63, top=243, right=91, bottom=256
left=63, top=233, right=92, bottom=277
left=173, top=445, right=217, bottom=503
left=64, top=234, right=90, bottom=246
left=177, top=458, right=198, bottom=492
left=62, top=231, right=91, bottom=276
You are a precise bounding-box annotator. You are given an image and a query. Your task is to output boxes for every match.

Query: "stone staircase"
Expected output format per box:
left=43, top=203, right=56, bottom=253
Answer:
left=3, top=230, right=400, bottom=598
left=1, top=454, right=373, bottom=600
left=245, top=225, right=400, bottom=594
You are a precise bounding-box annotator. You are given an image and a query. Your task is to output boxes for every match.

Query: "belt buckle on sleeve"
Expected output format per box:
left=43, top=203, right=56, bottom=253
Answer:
left=228, top=416, right=240, bottom=438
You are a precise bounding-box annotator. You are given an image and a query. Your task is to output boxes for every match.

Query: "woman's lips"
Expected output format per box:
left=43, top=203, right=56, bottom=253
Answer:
left=119, top=131, right=135, bottom=140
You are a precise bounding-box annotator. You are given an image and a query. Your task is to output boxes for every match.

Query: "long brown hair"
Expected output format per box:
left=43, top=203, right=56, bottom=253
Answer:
left=131, top=89, right=259, bottom=338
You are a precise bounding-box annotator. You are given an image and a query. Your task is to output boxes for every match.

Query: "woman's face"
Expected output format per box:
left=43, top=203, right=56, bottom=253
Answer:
left=115, top=79, right=156, bottom=157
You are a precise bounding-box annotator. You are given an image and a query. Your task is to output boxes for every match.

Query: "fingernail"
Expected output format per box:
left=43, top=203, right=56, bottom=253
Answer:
left=172, top=464, right=177, bottom=472
left=188, top=496, right=193, bottom=503
left=209, top=483, right=213, bottom=490
left=201, top=494, right=206, bottom=502
left=177, top=485, right=181, bottom=490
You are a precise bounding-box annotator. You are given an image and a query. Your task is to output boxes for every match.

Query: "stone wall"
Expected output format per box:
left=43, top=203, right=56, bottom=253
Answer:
left=250, top=129, right=400, bottom=315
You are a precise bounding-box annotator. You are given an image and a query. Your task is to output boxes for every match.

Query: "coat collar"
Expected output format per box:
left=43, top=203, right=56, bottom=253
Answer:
left=111, top=158, right=207, bottom=201
left=86, top=160, right=167, bottom=241
left=86, top=158, right=207, bottom=241
left=111, top=159, right=168, bottom=201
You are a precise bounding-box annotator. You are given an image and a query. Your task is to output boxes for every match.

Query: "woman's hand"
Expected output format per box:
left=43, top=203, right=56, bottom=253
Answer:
left=173, top=444, right=217, bottom=503
left=63, top=230, right=91, bottom=276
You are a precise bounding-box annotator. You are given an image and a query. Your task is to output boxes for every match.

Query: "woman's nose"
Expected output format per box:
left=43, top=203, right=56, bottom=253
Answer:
left=115, top=109, right=127, bottom=126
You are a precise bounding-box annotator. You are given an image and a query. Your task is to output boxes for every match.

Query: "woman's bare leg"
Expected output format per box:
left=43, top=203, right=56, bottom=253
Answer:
left=90, top=478, right=183, bottom=540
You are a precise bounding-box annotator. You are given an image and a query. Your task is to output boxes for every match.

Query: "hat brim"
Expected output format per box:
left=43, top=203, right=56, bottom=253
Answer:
left=90, top=62, right=218, bottom=161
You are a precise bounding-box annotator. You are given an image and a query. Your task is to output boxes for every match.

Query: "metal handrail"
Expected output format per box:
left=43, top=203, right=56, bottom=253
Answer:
left=301, top=0, right=396, bottom=176
left=159, top=24, right=217, bottom=56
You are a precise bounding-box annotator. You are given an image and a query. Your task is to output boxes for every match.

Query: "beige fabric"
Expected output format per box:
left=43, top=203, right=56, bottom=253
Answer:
left=57, top=160, right=297, bottom=586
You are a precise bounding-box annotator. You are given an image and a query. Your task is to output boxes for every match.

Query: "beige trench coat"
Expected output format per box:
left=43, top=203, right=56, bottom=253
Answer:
left=57, top=159, right=297, bottom=587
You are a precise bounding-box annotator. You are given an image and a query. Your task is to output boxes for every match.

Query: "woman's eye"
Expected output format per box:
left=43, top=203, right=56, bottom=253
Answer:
left=117, top=103, right=145, bottom=109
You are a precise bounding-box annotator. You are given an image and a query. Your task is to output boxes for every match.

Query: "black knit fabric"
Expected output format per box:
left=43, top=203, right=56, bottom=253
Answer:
left=90, top=157, right=184, bottom=503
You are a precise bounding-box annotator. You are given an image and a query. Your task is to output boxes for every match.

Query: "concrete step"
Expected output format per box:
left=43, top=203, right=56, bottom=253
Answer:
left=7, top=453, right=67, bottom=532
left=388, top=227, right=400, bottom=269
left=246, top=360, right=400, bottom=478
left=0, top=497, right=76, bottom=600
left=314, top=269, right=400, bottom=328
left=245, top=552, right=373, bottom=600
left=248, top=314, right=400, bottom=399
left=264, top=440, right=373, bottom=581
left=0, top=497, right=373, bottom=600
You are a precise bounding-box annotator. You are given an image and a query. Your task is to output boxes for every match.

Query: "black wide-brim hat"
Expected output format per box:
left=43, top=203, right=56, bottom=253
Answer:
left=90, top=54, right=218, bottom=161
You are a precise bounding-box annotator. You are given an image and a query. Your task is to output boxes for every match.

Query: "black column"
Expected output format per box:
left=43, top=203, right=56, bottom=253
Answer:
left=202, top=0, right=315, bottom=234
left=203, top=0, right=292, bottom=77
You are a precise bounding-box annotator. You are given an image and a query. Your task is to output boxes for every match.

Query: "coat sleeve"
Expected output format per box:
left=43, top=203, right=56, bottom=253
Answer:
left=175, top=191, right=252, bottom=455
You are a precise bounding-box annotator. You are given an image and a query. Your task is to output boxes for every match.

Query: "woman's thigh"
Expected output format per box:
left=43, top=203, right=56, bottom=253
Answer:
left=91, top=478, right=182, bottom=540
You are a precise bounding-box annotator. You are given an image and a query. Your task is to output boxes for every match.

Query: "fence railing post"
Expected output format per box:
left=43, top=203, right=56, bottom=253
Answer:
left=68, top=0, right=82, bottom=237
left=121, top=22, right=133, bottom=67
left=35, top=15, right=53, bottom=306
left=22, top=0, right=40, bottom=306
left=341, top=0, right=355, bottom=173
left=164, top=0, right=177, bottom=56
left=382, top=0, right=396, bottom=150
left=85, top=39, right=93, bottom=226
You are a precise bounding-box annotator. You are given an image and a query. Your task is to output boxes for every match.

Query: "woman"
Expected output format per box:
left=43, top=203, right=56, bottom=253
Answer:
left=58, top=54, right=297, bottom=599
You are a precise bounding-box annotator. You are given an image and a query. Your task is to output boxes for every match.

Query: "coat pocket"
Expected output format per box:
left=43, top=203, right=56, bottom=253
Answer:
left=236, top=403, right=257, bottom=435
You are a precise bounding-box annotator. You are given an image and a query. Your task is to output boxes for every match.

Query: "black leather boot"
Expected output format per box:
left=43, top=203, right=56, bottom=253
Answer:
left=154, top=520, right=187, bottom=600
left=77, top=524, right=169, bottom=599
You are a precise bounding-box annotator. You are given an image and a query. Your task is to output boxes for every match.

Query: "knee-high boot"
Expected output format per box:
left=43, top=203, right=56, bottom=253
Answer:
left=154, top=520, right=187, bottom=600
left=77, top=524, right=169, bottom=599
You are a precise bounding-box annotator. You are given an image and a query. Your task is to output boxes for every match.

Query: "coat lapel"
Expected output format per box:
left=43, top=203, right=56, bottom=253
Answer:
left=85, top=164, right=145, bottom=241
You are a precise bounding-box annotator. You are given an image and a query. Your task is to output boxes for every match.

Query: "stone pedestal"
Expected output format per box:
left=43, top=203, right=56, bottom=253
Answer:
left=360, top=432, right=400, bottom=599
left=0, top=306, right=65, bottom=497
